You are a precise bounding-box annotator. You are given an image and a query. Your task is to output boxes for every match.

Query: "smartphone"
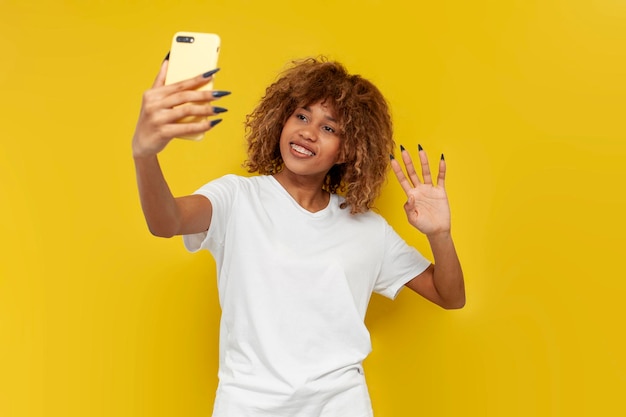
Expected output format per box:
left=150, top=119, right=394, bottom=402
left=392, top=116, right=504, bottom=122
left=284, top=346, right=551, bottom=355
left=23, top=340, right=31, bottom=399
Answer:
left=165, top=31, right=221, bottom=140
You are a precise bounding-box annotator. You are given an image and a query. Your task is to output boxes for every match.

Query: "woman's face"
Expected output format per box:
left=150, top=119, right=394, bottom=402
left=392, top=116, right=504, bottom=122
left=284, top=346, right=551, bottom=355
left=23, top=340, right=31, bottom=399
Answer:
left=278, top=100, right=344, bottom=181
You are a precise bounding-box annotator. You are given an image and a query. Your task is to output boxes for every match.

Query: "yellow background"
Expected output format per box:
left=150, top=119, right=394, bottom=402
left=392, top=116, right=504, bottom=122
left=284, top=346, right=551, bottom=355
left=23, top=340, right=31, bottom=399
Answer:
left=1, top=1, right=625, bottom=416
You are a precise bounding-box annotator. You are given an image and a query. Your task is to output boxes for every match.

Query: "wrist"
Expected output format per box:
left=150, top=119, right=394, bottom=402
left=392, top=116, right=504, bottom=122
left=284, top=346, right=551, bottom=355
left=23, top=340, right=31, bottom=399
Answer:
left=426, top=229, right=452, bottom=243
left=132, top=138, right=158, bottom=160
left=132, top=151, right=159, bottom=165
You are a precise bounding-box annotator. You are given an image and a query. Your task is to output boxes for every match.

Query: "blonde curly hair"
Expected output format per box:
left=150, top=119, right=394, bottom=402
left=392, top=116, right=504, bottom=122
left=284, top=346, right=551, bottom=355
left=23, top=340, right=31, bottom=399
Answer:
left=243, top=57, right=394, bottom=214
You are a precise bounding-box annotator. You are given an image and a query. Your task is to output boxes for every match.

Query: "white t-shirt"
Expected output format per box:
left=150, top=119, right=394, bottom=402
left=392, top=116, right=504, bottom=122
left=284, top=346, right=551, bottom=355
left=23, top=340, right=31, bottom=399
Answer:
left=184, top=175, right=431, bottom=417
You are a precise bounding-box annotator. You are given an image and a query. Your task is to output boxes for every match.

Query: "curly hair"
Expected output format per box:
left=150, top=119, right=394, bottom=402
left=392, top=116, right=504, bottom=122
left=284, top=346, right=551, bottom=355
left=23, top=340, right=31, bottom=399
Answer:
left=243, top=57, right=394, bottom=214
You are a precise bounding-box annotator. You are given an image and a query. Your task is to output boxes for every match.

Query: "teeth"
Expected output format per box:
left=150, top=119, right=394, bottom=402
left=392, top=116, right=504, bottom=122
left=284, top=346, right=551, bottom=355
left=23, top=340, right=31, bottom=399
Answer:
left=291, top=143, right=314, bottom=156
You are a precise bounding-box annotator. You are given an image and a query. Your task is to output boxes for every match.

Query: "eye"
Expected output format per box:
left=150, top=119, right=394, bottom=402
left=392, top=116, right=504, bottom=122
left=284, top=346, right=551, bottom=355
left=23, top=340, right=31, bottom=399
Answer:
left=322, top=125, right=336, bottom=134
left=296, top=113, right=308, bottom=122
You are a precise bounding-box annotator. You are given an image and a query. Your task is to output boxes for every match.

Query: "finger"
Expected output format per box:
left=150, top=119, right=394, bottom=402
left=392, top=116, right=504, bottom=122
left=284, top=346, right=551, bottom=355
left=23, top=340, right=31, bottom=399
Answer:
left=160, top=69, right=219, bottom=97
left=390, top=157, right=414, bottom=195
left=405, top=194, right=416, bottom=211
left=418, top=145, right=433, bottom=185
left=160, top=117, right=221, bottom=140
left=159, top=89, right=218, bottom=109
left=152, top=60, right=169, bottom=89
left=400, top=146, right=421, bottom=187
left=437, top=154, right=446, bottom=188
left=159, top=103, right=222, bottom=125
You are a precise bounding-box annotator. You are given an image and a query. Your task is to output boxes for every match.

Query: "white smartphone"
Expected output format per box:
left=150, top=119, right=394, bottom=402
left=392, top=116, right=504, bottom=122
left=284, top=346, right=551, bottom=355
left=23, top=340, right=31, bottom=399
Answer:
left=165, top=31, right=221, bottom=140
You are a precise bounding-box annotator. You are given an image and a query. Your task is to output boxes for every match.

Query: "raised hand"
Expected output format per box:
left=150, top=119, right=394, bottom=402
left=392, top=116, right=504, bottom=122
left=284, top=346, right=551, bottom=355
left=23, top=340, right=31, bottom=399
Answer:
left=390, top=145, right=451, bottom=237
left=132, top=60, right=229, bottom=158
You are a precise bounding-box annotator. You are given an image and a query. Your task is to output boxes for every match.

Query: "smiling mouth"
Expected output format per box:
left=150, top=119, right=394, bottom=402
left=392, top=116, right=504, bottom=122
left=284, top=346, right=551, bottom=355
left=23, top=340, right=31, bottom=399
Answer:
left=290, top=143, right=315, bottom=156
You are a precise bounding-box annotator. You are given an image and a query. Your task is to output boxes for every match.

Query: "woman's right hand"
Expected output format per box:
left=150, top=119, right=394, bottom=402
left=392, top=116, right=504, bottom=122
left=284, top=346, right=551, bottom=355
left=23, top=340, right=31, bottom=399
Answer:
left=131, top=60, right=229, bottom=158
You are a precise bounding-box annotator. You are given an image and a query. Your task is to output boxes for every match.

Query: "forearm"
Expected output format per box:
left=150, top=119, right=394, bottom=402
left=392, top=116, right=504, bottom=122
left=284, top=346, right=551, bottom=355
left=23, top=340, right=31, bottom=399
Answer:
left=134, top=155, right=181, bottom=237
left=427, top=232, right=465, bottom=309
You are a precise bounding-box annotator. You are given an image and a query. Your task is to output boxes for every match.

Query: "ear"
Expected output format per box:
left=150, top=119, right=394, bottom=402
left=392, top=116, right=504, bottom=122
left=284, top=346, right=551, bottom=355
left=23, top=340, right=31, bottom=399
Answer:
left=335, top=144, right=347, bottom=164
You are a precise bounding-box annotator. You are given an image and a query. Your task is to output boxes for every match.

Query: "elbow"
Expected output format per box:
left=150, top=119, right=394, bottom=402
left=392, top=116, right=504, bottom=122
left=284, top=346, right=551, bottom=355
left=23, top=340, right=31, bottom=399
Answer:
left=149, top=228, right=175, bottom=239
left=439, top=292, right=466, bottom=310
left=439, top=275, right=466, bottom=310
left=442, top=297, right=466, bottom=310
left=150, top=230, right=176, bottom=239
left=146, top=222, right=178, bottom=239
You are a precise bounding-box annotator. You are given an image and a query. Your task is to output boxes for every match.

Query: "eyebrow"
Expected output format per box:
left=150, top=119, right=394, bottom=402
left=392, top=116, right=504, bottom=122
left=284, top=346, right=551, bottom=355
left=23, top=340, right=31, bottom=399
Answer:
left=302, top=106, right=338, bottom=123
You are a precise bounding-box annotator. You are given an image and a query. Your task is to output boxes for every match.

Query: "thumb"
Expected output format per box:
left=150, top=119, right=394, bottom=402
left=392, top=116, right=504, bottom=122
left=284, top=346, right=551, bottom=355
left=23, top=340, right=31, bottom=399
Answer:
left=404, top=195, right=415, bottom=212
left=152, top=59, right=169, bottom=88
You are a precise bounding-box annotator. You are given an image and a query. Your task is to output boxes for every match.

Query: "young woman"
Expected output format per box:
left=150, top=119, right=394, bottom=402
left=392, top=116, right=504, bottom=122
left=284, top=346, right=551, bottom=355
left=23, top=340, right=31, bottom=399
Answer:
left=133, top=57, right=465, bottom=417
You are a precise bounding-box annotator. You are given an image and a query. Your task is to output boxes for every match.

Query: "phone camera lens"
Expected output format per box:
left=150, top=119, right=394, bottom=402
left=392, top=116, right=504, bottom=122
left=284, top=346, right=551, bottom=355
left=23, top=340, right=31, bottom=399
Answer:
left=176, top=36, right=195, bottom=43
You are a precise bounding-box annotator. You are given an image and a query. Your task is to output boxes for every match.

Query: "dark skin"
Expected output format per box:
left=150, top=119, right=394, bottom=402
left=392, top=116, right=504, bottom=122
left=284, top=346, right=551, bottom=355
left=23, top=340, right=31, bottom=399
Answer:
left=391, top=150, right=465, bottom=309
left=132, top=62, right=465, bottom=309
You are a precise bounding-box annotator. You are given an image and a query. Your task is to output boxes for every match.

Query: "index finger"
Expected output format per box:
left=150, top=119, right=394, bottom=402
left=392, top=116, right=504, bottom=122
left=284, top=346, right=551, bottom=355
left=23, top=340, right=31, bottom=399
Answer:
left=158, top=68, right=218, bottom=97
left=390, top=157, right=414, bottom=196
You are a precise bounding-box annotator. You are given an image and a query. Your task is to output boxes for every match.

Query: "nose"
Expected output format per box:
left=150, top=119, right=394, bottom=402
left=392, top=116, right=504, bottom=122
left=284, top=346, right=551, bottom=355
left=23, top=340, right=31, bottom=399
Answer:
left=300, top=125, right=318, bottom=142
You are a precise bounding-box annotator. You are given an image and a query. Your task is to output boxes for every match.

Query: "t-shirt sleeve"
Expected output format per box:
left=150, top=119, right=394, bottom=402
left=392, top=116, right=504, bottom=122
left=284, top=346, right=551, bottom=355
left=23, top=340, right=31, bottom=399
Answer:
left=182, top=174, right=239, bottom=253
left=374, top=221, right=432, bottom=300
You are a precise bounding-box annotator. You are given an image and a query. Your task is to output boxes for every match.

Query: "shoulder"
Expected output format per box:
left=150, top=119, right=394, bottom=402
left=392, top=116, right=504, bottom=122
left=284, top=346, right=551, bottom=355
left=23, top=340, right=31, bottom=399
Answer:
left=197, top=174, right=265, bottom=191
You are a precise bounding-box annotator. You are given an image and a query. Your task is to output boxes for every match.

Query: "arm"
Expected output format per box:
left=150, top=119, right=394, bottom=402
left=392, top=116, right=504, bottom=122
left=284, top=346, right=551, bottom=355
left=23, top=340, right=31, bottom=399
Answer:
left=132, top=60, right=227, bottom=237
left=133, top=155, right=212, bottom=237
left=390, top=146, right=465, bottom=309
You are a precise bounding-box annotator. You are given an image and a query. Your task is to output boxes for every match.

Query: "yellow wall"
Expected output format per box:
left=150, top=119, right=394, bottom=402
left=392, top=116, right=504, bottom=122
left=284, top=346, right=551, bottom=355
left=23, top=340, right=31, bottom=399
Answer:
left=1, top=1, right=625, bottom=416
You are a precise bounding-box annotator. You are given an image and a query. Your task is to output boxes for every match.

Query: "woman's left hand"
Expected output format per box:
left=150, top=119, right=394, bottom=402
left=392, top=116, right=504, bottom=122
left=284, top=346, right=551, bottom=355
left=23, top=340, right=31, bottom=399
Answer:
left=390, top=145, right=451, bottom=237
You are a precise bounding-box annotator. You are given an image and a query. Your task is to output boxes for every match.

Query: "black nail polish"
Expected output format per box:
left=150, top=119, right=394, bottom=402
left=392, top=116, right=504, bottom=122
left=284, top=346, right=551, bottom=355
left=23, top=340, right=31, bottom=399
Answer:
left=210, top=118, right=223, bottom=127
left=441, top=153, right=445, bottom=161
left=203, top=68, right=220, bottom=78
left=418, top=144, right=424, bottom=151
left=389, top=154, right=395, bottom=160
left=213, top=106, right=228, bottom=114
left=400, top=144, right=405, bottom=151
left=163, top=51, right=170, bottom=61
left=212, top=90, right=231, bottom=98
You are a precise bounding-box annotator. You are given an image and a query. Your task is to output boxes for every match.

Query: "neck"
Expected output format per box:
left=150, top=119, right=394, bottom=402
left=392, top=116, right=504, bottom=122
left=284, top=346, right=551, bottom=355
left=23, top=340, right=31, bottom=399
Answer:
left=273, top=171, right=330, bottom=213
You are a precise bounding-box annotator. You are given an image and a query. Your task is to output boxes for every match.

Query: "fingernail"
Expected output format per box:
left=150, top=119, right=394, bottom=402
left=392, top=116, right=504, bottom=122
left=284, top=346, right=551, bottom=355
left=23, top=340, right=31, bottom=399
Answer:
left=212, top=90, right=231, bottom=98
left=213, top=106, right=228, bottom=114
left=389, top=154, right=395, bottom=160
left=441, top=153, right=445, bottom=161
left=418, top=144, right=424, bottom=151
left=210, top=118, right=223, bottom=127
left=203, top=68, right=220, bottom=78
left=163, top=51, right=170, bottom=61
left=400, top=144, right=405, bottom=151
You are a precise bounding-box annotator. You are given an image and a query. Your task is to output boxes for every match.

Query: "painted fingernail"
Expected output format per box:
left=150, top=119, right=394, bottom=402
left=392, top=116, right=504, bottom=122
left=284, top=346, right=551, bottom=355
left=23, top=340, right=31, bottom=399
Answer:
left=213, top=106, right=228, bottom=114
left=400, top=144, right=406, bottom=151
left=210, top=118, right=223, bottom=127
left=418, top=144, right=424, bottom=151
left=163, top=51, right=170, bottom=61
left=441, top=153, right=445, bottom=161
left=203, top=68, right=220, bottom=78
left=212, top=90, right=232, bottom=98
left=389, top=154, right=395, bottom=160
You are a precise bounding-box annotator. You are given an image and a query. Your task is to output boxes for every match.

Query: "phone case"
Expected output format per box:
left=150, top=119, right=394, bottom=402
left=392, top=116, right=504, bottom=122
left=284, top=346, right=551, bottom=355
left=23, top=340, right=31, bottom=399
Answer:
left=165, top=32, right=221, bottom=140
